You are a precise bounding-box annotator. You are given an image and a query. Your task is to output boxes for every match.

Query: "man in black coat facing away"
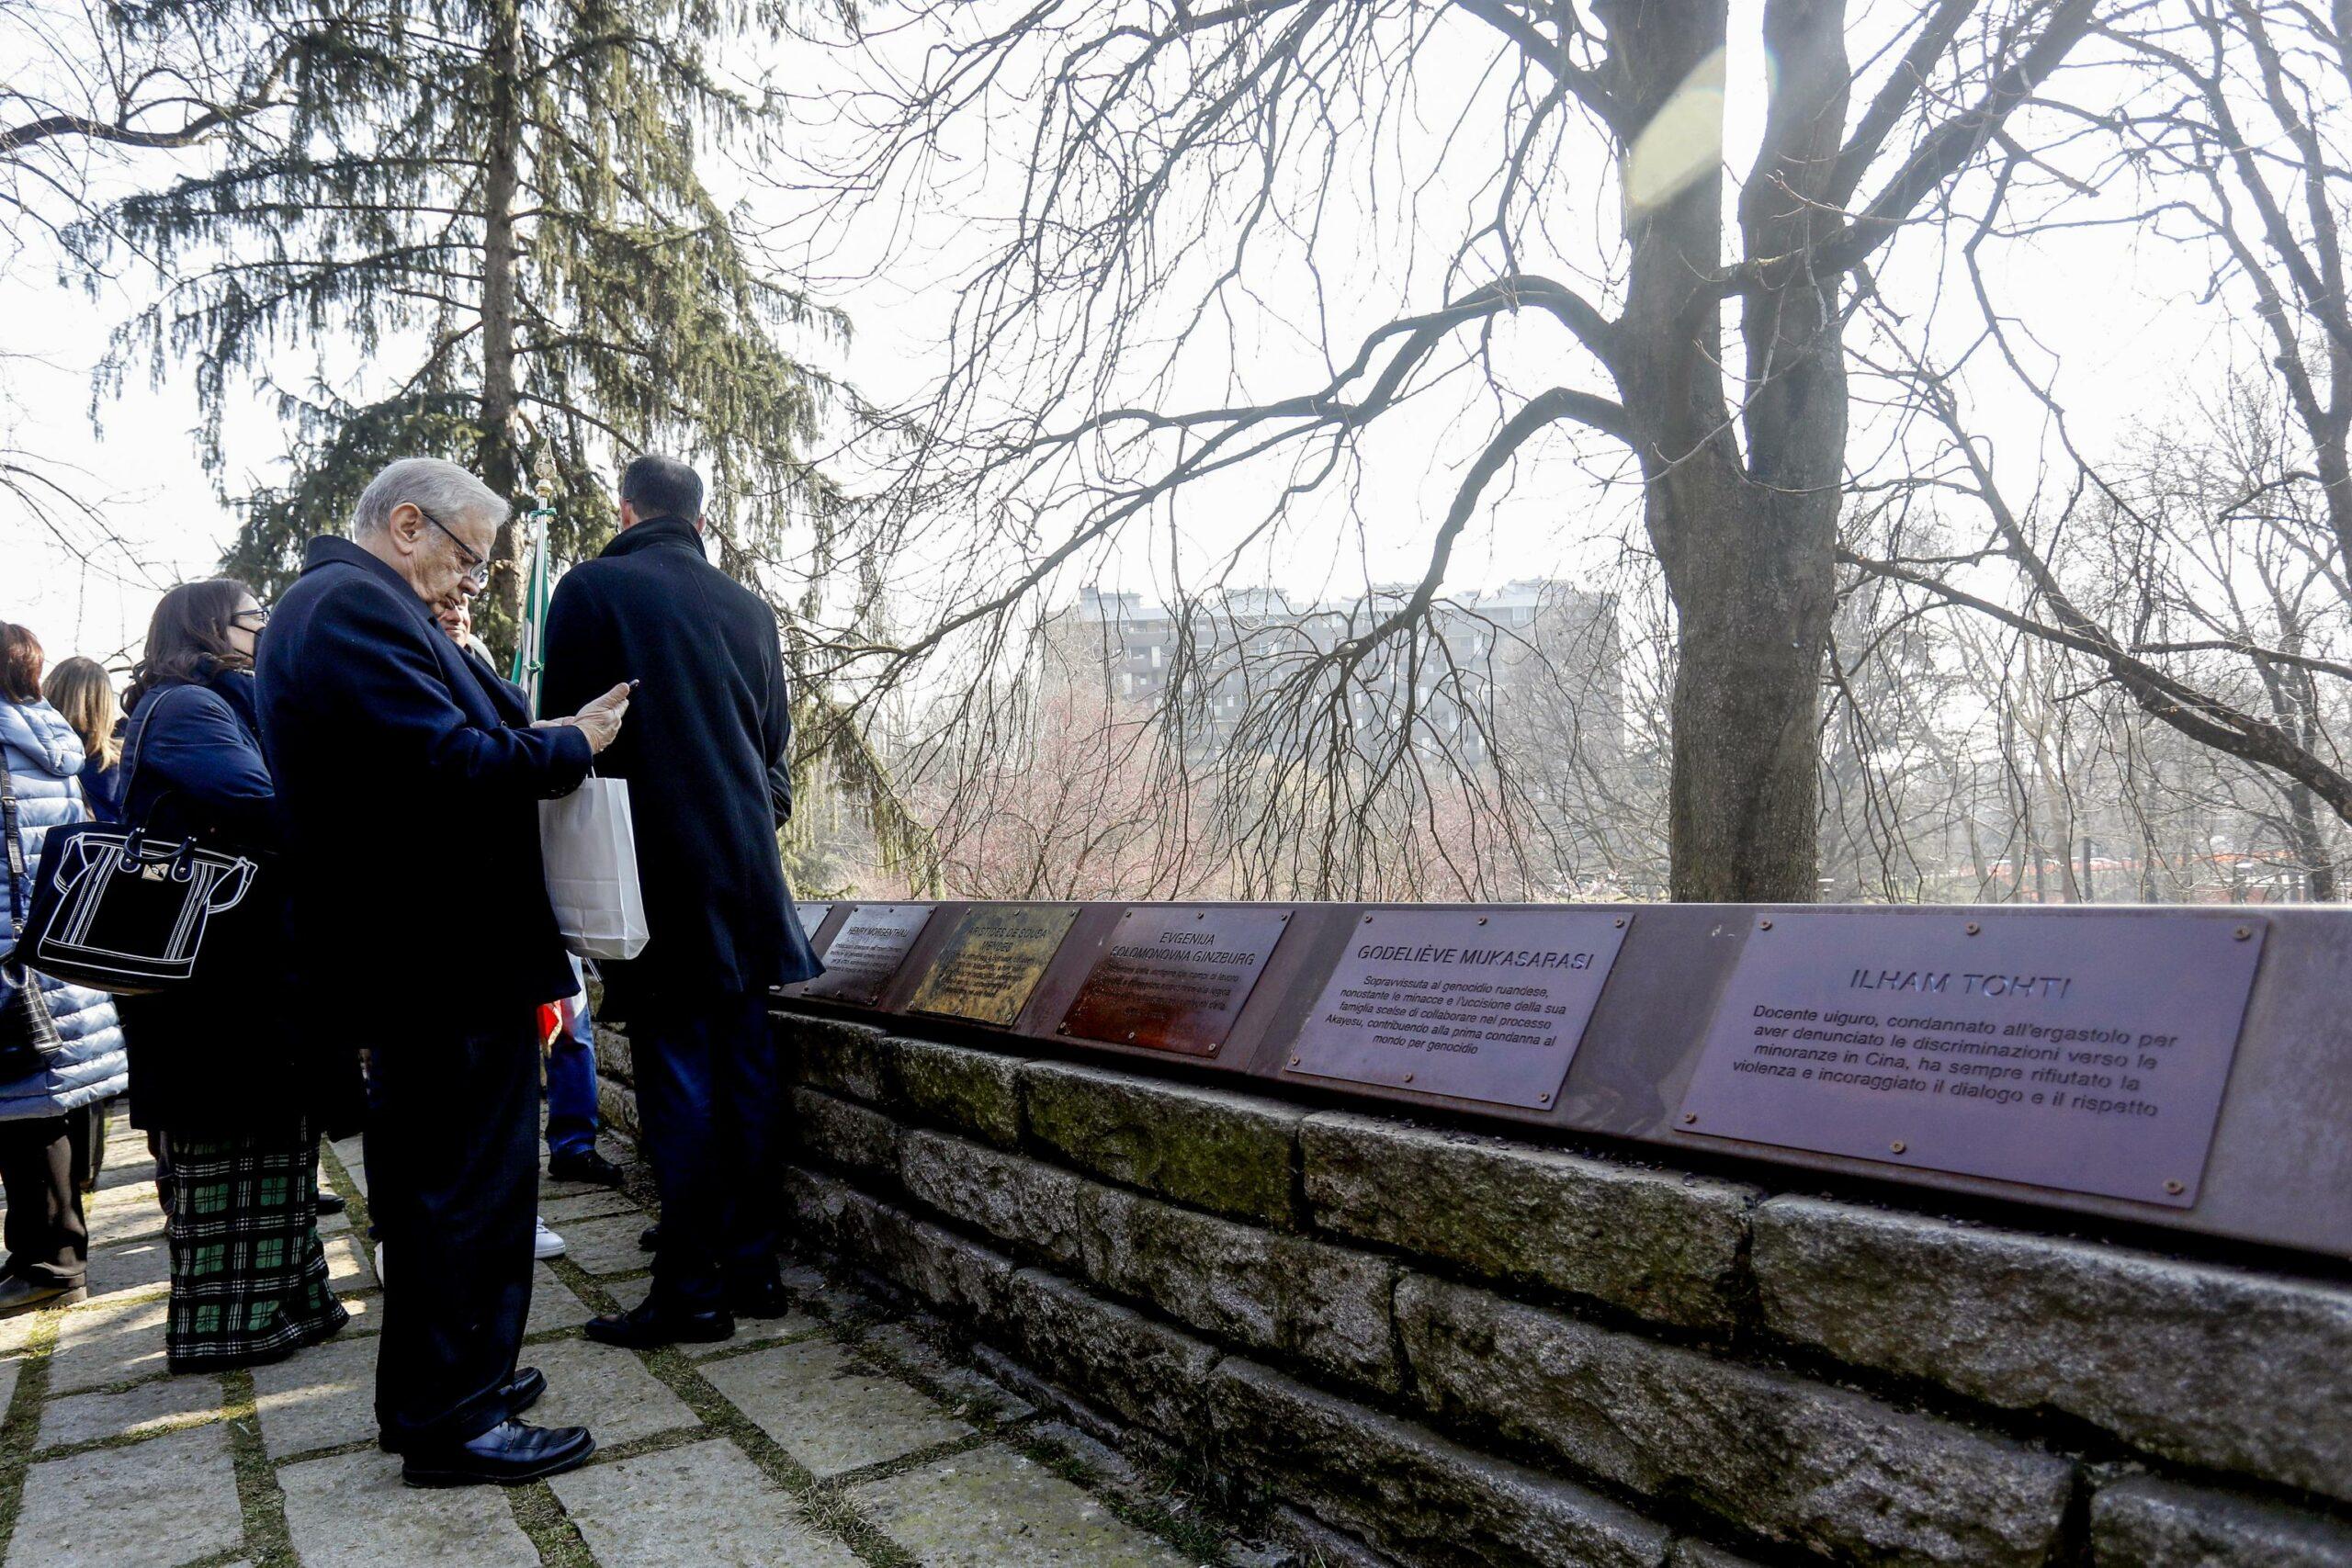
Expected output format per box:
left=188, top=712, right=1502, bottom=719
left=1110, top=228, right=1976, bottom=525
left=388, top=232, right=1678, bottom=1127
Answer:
left=257, top=457, right=633, bottom=1485
left=543, top=454, right=821, bottom=1347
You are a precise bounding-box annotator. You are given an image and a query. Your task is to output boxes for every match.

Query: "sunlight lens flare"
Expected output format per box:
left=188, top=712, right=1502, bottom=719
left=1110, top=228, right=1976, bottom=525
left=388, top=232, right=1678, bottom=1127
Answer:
left=1624, top=47, right=1729, bottom=213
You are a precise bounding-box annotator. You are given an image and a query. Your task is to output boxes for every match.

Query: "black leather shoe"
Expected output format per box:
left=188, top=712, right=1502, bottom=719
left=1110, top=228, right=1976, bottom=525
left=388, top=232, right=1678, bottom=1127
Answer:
left=379, top=1367, right=548, bottom=1451
left=401, top=1419, right=594, bottom=1487
left=638, top=1223, right=661, bottom=1252
left=583, top=1298, right=733, bottom=1348
left=729, top=1279, right=793, bottom=1319
left=315, top=1191, right=347, bottom=1215
left=547, top=1149, right=625, bottom=1188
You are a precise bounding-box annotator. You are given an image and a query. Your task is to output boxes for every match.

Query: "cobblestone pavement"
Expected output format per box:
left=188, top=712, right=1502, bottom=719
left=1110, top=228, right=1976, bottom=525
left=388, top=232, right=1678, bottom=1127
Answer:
left=0, top=1118, right=1236, bottom=1568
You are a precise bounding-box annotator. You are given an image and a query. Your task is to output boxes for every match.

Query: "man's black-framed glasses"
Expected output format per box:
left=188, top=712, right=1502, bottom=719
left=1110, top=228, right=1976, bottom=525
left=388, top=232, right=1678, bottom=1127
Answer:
left=414, top=504, right=492, bottom=587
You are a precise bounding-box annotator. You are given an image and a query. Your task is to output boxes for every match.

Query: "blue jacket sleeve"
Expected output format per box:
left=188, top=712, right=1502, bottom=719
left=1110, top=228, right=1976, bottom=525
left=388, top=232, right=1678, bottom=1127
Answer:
left=314, top=581, right=594, bottom=802
left=139, top=688, right=281, bottom=850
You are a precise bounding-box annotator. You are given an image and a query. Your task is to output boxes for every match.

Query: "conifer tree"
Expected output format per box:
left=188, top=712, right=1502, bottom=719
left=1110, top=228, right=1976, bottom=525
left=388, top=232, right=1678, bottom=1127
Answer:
left=81, top=0, right=841, bottom=654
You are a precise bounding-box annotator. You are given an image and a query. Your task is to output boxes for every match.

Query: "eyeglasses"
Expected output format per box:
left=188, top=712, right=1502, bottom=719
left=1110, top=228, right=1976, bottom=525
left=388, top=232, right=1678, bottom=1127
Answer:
left=231, top=607, right=271, bottom=630
left=413, top=504, right=492, bottom=587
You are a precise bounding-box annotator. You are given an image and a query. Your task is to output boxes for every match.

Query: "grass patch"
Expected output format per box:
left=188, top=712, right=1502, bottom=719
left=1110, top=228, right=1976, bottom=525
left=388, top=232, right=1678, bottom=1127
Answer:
left=507, top=1478, right=599, bottom=1567
left=221, top=1366, right=296, bottom=1566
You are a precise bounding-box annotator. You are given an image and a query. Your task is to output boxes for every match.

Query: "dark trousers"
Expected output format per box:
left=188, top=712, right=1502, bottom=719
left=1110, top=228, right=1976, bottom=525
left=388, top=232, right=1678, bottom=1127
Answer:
left=68, top=1100, right=107, bottom=1194
left=634, top=991, right=782, bottom=1308
left=367, top=1013, right=537, bottom=1447
left=0, top=1116, right=87, bottom=1285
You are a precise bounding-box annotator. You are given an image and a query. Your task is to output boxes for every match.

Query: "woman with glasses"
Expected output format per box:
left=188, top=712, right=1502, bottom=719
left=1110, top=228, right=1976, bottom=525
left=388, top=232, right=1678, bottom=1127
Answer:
left=116, top=580, right=359, bottom=1371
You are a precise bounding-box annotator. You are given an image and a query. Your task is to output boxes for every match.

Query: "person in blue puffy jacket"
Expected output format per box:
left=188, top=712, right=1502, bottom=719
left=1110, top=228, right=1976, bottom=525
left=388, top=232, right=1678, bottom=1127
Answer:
left=0, top=623, right=128, bottom=1315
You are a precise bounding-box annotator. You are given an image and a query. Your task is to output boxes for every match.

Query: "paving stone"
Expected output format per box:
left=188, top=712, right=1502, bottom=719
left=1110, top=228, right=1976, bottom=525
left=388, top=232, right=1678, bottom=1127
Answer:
left=47, top=1293, right=169, bottom=1393
left=700, top=1337, right=971, bottom=1478
left=323, top=1231, right=376, bottom=1291
left=857, top=1322, right=1035, bottom=1423
left=1304, top=1111, right=1757, bottom=1334
left=559, top=1210, right=660, bottom=1277
left=0, top=1303, right=56, bottom=1357
left=251, top=1331, right=379, bottom=1457
left=537, top=1187, right=640, bottom=1225
left=522, top=1336, right=699, bottom=1447
left=326, top=1136, right=367, bottom=1196
left=9, top=1423, right=241, bottom=1568
left=1754, top=1198, right=2352, bottom=1501
left=1026, top=1062, right=1303, bottom=1226
left=551, top=1437, right=862, bottom=1567
left=84, top=1236, right=171, bottom=1298
left=37, top=1371, right=223, bottom=1450
left=82, top=1179, right=165, bottom=1245
left=279, top=1448, right=539, bottom=1567
left=852, top=1442, right=1194, bottom=1567
left=317, top=1204, right=352, bottom=1235
left=2090, top=1473, right=2352, bottom=1566
left=524, top=1261, right=596, bottom=1337
left=0, top=1359, right=21, bottom=1416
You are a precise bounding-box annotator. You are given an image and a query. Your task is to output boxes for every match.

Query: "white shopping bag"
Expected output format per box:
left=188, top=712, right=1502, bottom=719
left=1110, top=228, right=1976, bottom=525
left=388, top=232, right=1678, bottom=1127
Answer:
left=538, top=775, right=650, bottom=959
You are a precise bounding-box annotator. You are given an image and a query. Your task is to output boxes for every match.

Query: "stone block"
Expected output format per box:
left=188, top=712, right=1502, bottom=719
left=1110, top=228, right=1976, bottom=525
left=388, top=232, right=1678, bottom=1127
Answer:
left=48, top=1293, right=169, bottom=1393
left=1396, top=1272, right=2073, bottom=1568
left=1002, top=1267, right=1220, bottom=1443
left=1081, top=1184, right=1397, bottom=1393
left=783, top=1013, right=890, bottom=1102
left=279, top=1448, right=539, bottom=1567
left=2089, top=1474, right=2352, bottom=1567
left=1210, top=1357, right=1671, bottom=1568
left=524, top=1336, right=700, bottom=1447
left=786, top=1165, right=857, bottom=1253
left=1024, top=1062, right=1300, bottom=1226
left=252, top=1331, right=379, bottom=1458
left=596, top=1077, right=639, bottom=1139
left=899, top=1129, right=1091, bottom=1269
left=1303, top=1113, right=1755, bottom=1334
left=37, top=1373, right=223, bottom=1451
left=593, top=1022, right=635, bottom=1085
left=814, top=1178, right=1017, bottom=1325
left=887, top=1034, right=1024, bottom=1149
left=1668, top=1540, right=1769, bottom=1568
left=1753, top=1197, right=2352, bottom=1501
left=14, top=1424, right=242, bottom=1568
left=793, top=1087, right=901, bottom=1177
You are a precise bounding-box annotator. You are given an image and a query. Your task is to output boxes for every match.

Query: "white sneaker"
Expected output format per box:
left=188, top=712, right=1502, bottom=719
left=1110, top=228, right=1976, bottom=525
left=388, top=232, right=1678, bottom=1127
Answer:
left=373, top=1243, right=385, bottom=1286
left=534, top=1217, right=567, bottom=1260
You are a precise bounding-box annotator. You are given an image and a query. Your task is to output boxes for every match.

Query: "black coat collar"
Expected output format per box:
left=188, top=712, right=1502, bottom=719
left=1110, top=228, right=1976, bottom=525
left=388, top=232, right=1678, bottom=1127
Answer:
left=599, top=515, right=707, bottom=561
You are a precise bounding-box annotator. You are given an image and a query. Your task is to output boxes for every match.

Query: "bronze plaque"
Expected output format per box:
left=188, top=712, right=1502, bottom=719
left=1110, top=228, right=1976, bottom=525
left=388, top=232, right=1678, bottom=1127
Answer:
left=1058, top=906, right=1294, bottom=1055
left=1285, top=908, right=1631, bottom=1108
left=1678, top=910, right=2267, bottom=1206
left=799, top=903, right=933, bottom=1006
left=904, top=904, right=1080, bottom=1027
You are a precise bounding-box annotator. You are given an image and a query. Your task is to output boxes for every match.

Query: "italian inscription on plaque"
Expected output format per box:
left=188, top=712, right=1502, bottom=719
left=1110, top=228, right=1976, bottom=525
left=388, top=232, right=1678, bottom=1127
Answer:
left=904, top=904, right=1080, bottom=1027
left=1677, top=910, right=2266, bottom=1206
left=1286, top=908, right=1632, bottom=1109
left=799, top=904, right=933, bottom=1007
left=1057, top=906, right=1293, bottom=1055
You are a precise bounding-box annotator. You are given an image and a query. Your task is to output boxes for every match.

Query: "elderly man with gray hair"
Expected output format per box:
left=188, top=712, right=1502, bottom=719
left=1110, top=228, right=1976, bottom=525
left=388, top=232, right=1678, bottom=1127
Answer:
left=255, top=457, right=632, bottom=1487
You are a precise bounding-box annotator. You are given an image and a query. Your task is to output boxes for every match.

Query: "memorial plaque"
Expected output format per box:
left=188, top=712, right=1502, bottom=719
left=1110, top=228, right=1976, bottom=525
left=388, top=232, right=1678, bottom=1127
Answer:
left=799, top=903, right=933, bottom=1007
left=796, top=902, right=834, bottom=934
left=904, top=904, right=1080, bottom=1027
left=1285, top=908, right=1632, bottom=1109
left=1057, top=906, right=1294, bottom=1055
left=1677, top=910, right=2267, bottom=1207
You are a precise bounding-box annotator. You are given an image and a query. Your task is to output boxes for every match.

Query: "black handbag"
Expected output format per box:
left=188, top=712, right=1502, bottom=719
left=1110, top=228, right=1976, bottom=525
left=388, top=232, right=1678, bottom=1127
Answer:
left=0, top=739, right=65, bottom=1078
left=15, top=687, right=262, bottom=997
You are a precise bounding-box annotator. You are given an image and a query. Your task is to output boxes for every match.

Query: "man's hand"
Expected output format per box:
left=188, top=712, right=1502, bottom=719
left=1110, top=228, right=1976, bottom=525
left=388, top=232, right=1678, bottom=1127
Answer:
left=570, top=682, right=633, bottom=754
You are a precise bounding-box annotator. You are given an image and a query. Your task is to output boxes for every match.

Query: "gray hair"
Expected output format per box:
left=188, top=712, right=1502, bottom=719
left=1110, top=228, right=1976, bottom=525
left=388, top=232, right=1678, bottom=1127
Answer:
left=351, top=457, right=510, bottom=538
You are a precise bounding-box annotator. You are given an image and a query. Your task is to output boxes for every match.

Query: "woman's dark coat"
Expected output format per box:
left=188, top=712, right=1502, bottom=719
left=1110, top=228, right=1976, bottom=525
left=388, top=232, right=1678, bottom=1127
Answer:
left=113, top=667, right=360, bottom=1135
left=541, top=515, right=820, bottom=1016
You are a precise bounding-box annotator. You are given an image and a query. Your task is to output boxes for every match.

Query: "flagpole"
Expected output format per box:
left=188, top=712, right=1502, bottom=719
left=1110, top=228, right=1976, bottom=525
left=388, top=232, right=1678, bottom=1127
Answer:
left=509, top=501, right=554, bottom=718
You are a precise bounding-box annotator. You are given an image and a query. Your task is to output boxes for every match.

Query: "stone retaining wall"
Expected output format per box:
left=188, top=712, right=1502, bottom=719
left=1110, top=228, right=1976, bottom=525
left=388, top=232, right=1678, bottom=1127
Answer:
left=616, top=1008, right=2352, bottom=1567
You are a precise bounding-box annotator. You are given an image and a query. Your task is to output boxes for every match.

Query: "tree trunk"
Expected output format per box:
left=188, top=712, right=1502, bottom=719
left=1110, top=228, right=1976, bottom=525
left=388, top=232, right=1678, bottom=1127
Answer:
left=1616, top=0, right=1848, bottom=902
left=475, top=0, right=526, bottom=657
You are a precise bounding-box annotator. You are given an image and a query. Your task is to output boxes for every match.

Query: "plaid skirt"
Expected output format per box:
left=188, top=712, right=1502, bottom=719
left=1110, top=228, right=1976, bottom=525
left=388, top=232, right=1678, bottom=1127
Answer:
left=163, top=1118, right=347, bottom=1371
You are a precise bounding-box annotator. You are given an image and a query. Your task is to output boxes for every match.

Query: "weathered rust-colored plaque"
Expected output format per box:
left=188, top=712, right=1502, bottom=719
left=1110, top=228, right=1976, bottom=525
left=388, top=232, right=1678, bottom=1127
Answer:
left=1678, top=910, right=2266, bottom=1206
left=1058, top=906, right=1293, bottom=1055
left=1285, top=908, right=1632, bottom=1109
left=800, top=904, right=933, bottom=1006
left=904, top=905, right=1080, bottom=1027
left=796, top=902, right=834, bottom=934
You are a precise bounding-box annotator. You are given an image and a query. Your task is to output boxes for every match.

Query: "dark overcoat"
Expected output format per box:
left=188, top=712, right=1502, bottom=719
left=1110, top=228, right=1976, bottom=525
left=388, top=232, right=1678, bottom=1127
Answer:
left=254, top=537, right=593, bottom=1034
left=541, top=515, right=819, bottom=1011
left=113, top=667, right=360, bottom=1135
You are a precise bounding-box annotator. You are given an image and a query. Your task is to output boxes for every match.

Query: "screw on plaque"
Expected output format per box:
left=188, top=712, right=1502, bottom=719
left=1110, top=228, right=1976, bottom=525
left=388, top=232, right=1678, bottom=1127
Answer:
left=2164, top=1179, right=2186, bottom=1195
left=1402, top=1072, right=1415, bottom=1083
left=1057, top=1024, right=1069, bottom=1035
left=1964, top=921, right=1981, bottom=935
left=1363, top=914, right=1374, bottom=924
left=1289, top=1055, right=1301, bottom=1066
left=1125, top=1031, right=1137, bottom=1042
left=2233, top=927, right=2251, bottom=941
left=1758, top=918, right=1772, bottom=931
left=1681, top=1111, right=1698, bottom=1124
left=1890, top=1140, right=1908, bottom=1154
left=1476, top=916, right=1487, bottom=925
left=1613, top=917, right=1626, bottom=927
left=1537, top=1091, right=1551, bottom=1104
